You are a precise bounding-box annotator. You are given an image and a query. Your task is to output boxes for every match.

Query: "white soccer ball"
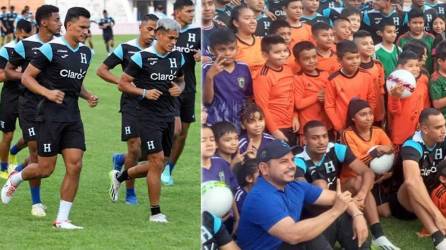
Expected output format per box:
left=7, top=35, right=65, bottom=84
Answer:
left=368, top=146, right=395, bottom=174
left=201, top=181, right=233, bottom=217
left=386, top=69, right=416, bottom=99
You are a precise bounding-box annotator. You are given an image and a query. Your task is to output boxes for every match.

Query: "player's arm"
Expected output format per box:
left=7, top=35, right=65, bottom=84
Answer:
left=96, top=64, right=119, bottom=85
left=0, top=48, right=8, bottom=82
left=5, top=40, right=26, bottom=81
left=22, top=64, right=64, bottom=104
left=348, top=159, right=375, bottom=198
left=324, top=80, right=342, bottom=131
left=96, top=45, right=124, bottom=85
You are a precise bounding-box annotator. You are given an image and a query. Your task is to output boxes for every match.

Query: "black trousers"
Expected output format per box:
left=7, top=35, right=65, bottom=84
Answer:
left=279, top=213, right=371, bottom=250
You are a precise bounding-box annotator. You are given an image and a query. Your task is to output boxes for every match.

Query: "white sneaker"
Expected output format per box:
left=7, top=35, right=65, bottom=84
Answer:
left=149, top=213, right=168, bottom=223
left=108, top=170, right=120, bottom=202
left=31, top=203, right=47, bottom=217
left=1, top=171, right=20, bottom=204
left=372, top=236, right=400, bottom=250
left=53, top=220, right=84, bottom=230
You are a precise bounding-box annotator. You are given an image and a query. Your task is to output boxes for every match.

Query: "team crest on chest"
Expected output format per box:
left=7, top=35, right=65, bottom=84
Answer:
left=237, top=77, right=245, bottom=89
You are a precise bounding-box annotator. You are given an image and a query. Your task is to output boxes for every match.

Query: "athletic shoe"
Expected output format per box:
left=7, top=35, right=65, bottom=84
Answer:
left=0, top=170, right=8, bottom=180
left=108, top=170, right=121, bottom=202
left=149, top=213, right=168, bottom=223
left=436, top=239, right=446, bottom=250
left=31, top=203, right=47, bottom=217
left=372, top=236, right=400, bottom=250
left=125, top=194, right=138, bottom=205
left=161, top=165, right=174, bottom=186
left=53, top=220, right=84, bottom=230
left=112, top=153, right=124, bottom=172
left=1, top=171, right=20, bottom=204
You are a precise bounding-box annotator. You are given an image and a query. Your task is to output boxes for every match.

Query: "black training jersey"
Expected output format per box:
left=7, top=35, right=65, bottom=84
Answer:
left=255, top=15, right=274, bottom=37
left=319, top=0, right=343, bottom=12
left=266, top=0, right=286, bottom=18
left=6, top=12, right=16, bottom=30
left=300, top=14, right=332, bottom=26
left=0, top=12, right=8, bottom=30
left=0, top=40, right=21, bottom=92
left=174, top=24, right=200, bottom=94
left=103, top=38, right=143, bottom=113
left=401, top=6, right=438, bottom=33
left=215, top=6, right=232, bottom=26
left=294, top=143, right=356, bottom=191
left=361, top=9, right=404, bottom=43
left=124, top=43, right=185, bottom=121
left=99, top=16, right=115, bottom=34
left=401, top=131, right=446, bottom=193
left=202, top=211, right=233, bottom=250
left=30, top=36, right=92, bottom=122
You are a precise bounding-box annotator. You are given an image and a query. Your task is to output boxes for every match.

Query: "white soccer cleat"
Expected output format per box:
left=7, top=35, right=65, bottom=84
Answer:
left=372, top=236, right=400, bottom=250
left=108, top=170, right=121, bottom=202
left=31, top=203, right=47, bottom=217
left=149, top=213, right=168, bottom=223
left=1, top=172, right=20, bottom=204
left=437, top=239, right=446, bottom=250
left=53, top=220, right=84, bottom=230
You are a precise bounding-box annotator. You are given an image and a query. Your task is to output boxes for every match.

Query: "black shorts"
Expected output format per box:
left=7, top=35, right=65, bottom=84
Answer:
left=0, top=97, right=18, bottom=133
left=19, top=112, right=38, bottom=142
left=121, top=111, right=139, bottom=141
left=139, top=118, right=174, bottom=157
left=388, top=192, right=417, bottom=220
left=37, top=120, right=86, bottom=157
left=103, top=32, right=113, bottom=42
left=175, top=92, right=196, bottom=123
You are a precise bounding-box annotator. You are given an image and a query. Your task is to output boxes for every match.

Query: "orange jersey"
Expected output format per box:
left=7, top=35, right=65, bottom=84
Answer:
left=340, top=126, right=393, bottom=179
left=253, top=65, right=296, bottom=132
left=235, top=36, right=265, bottom=76
left=289, top=23, right=313, bottom=49
left=294, top=70, right=331, bottom=132
left=325, top=69, right=377, bottom=132
left=388, top=74, right=431, bottom=145
left=317, top=50, right=340, bottom=74
left=360, top=60, right=386, bottom=122
left=286, top=49, right=300, bottom=74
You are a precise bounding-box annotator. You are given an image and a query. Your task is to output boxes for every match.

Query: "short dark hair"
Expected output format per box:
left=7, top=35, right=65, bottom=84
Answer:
left=261, top=35, right=287, bottom=53
left=1, top=6, right=6, bottom=10
left=334, top=16, right=350, bottom=26
left=341, top=7, right=360, bottom=19
left=35, top=5, right=59, bottom=26
left=402, top=41, right=426, bottom=60
left=378, top=19, right=396, bottom=32
left=336, top=40, right=358, bottom=58
left=269, top=19, right=291, bottom=35
left=16, top=19, right=33, bottom=33
left=436, top=40, right=446, bottom=60
left=408, top=8, right=424, bottom=22
left=141, top=14, right=159, bottom=23
left=233, top=159, right=259, bottom=188
left=103, top=9, right=108, bottom=13
left=240, top=101, right=264, bottom=124
left=311, top=21, right=331, bottom=35
left=419, top=108, right=443, bottom=124
left=64, top=7, right=90, bottom=28
left=209, top=28, right=236, bottom=49
left=353, top=30, right=372, bottom=40
left=293, top=41, right=316, bottom=59
left=397, top=50, right=419, bottom=65
left=211, top=121, right=238, bottom=141
left=9, top=5, right=14, bottom=10
left=304, top=120, right=326, bottom=135
left=174, top=0, right=194, bottom=10
left=284, top=0, right=301, bottom=8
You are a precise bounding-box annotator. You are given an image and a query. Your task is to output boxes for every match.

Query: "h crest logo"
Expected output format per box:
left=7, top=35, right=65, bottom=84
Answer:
left=147, top=140, right=155, bottom=150
left=43, top=143, right=51, bottom=153
left=169, top=58, right=177, bottom=68
left=435, top=148, right=443, bottom=160
left=324, top=161, right=336, bottom=174
left=124, top=126, right=131, bottom=135
left=188, top=32, right=196, bottom=43
left=28, top=127, right=36, bottom=137
left=0, top=121, right=4, bottom=129
left=80, top=53, right=87, bottom=64
left=393, top=17, right=400, bottom=26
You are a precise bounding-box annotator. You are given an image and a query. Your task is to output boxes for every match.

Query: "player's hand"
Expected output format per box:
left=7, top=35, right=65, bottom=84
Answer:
left=333, top=179, right=352, bottom=213
left=271, top=130, right=288, bottom=142
left=207, top=55, right=225, bottom=79
left=245, top=138, right=258, bottom=159
left=45, top=89, right=65, bottom=104
left=375, top=171, right=392, bottom=184
left=352, top=213, right=368, bottom=247
left=146, top=89, right=162, bottom=100
left=230, top=0, right=242, bottom=6
left=354, top=191, right=366, bottom=211
left=169, top=83, right=182, bottom=97
left=292, top=116, right=300, bottom=133
left=202, top=56, right=212, bottom=64
left=87, top=95, right=99, bottom=108
left=194, top=49, right=201, bottom=62
left=376, top=145, right=393, bottom=156
left=264, top=9, right=277, bottom=21
left=389, top=84, right=404, bottom=98
left=318, top=90, right=325, bottom=103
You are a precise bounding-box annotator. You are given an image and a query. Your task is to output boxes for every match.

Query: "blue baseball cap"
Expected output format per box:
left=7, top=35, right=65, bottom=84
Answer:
left=258, top=140, right=297, bottom=163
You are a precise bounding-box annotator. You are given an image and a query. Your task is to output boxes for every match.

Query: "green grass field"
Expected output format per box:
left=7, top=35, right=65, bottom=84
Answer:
left=0, top=35, right=200, bottom=249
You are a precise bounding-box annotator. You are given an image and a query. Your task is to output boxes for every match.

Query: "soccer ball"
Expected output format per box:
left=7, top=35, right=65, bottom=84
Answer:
left=386, top=69, right=416, bottom=99
left=201, top=181, right=233, bottom=217
left=368, top=146, right=395, bottom=174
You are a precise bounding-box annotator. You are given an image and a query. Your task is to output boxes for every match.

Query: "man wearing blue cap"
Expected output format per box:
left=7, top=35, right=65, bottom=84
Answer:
left=236, top=139, right=370, bottom=249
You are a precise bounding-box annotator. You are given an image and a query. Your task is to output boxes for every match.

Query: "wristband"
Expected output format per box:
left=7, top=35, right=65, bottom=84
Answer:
left=352, top=212, right=364, bottom=218
left=142, top=89, right=147, bottom=99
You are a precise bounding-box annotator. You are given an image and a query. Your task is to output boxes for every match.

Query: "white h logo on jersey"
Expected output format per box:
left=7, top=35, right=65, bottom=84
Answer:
left=188, top=32, right=196, bottom=42
left=80, top=53, right=87, bottom=64
left=147, top=140, right=155, bottom=150
left=169, top=58, right=177, bottom=68
left=0, top=121, right=4, bottom=129
left=124, top=126, right=131, bottom=135
left=28, top=127, right=36, bottom=137
left=43, top=143, right=51, bottom=153
left=435, top=148, right=443, bottom=160
left=324, top=161, right=336, bottom=174
left=393, top=17, right=399, bottom=26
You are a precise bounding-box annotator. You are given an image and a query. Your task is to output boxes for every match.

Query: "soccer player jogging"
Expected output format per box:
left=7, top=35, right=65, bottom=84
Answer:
left=1, top=7, right=98, bottom=229
left=3, top=5, right=62, bottom=217
left=111, top=18, right=185, bottom=223
left=96, top=14, right=159, bottom=205
left=98, top=9, right=115, bottom=53
left=0, top=20, right=33, bottom=179
left=162, top=0, right=201, bottom=186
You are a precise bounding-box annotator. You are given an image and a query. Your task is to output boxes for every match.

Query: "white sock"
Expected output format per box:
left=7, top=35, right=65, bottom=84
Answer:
left=10, top=172, right=23, bottom=186
left=56, top=200, right=72, bottom=222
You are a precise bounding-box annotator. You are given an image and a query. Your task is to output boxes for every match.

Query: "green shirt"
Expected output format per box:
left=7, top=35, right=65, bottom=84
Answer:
left=397, top=32, right=435, bottom=74
left=430, top=72, right=446, bottom=117
left=374, top=43, right=401, bottom=78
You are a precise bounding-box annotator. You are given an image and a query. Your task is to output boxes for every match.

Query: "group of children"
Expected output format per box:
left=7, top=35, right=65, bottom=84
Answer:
left=201, top=0, right=446, bottom=249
